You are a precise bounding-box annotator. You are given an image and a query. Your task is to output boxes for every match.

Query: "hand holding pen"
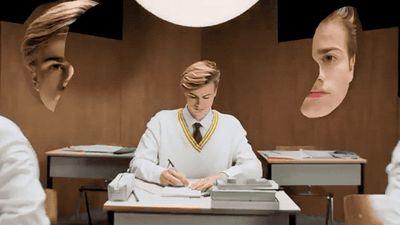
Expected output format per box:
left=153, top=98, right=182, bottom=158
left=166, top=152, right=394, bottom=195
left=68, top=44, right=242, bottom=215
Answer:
left=160, top=159, right=189, bottom=187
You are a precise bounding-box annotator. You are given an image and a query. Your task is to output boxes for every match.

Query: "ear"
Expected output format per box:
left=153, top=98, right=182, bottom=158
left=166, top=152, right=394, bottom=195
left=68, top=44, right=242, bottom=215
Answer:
left=348, top=55, right=356, bottom=83
left=349, top=55, right=356, bottom=71
left=62, top=64, right=74, bottom=88
left=31, top=71, right=40, bottom=92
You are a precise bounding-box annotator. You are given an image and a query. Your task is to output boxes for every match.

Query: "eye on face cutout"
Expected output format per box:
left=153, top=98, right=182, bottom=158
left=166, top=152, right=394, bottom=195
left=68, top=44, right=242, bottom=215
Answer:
left=135, top=0, right=258, bottom=27
left=22, top=0, right=98, bottom=112
left=301, top=6, right=360, bottom=118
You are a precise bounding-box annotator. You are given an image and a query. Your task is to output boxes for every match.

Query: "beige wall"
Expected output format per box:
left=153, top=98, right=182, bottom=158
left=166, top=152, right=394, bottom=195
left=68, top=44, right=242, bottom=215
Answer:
left=0, top=0, right=201, bottom=217
left=0, top=0, right=398, bottom=221
left=120, top=0, right=201, bottom=145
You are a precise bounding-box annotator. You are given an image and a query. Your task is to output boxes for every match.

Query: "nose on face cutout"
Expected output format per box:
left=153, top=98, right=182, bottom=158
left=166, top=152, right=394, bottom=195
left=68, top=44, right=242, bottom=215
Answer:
left=35, top=62, right=74, bottom=112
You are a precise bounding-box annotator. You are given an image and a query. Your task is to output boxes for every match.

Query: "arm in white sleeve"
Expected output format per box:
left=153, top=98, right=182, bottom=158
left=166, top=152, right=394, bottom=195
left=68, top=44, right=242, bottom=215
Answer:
left=371, top=141, right=400, bottom=225
left=370, top=195, right=400, bottom=225
left=0, top=118, right=49, bottom=225
left=129, top=114, right=165, bottom=184
left=222, top=120, right=262, bottom=178
left=385, top=142, right=400, bottom=197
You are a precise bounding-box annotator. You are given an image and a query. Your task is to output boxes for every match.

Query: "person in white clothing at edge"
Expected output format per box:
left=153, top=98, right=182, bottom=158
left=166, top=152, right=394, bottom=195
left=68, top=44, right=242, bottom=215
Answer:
left=370, top=140, right=400, bottom=225
left=0, top=115, right=49, bottom=225
left=129, top=60, right=262, bottom=191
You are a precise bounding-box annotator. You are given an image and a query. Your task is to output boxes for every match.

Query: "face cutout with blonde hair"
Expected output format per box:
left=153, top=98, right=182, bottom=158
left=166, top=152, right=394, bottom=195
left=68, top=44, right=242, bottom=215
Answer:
left=29, top=31, right=74, bottom=112
left=22, top=0, right=98, bottom=112
left=301, top=6, right=360, bottom=118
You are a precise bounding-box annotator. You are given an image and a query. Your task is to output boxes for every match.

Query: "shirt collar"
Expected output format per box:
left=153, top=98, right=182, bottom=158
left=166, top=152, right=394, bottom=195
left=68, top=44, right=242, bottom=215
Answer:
left=183, top=105, right=213, bottom=131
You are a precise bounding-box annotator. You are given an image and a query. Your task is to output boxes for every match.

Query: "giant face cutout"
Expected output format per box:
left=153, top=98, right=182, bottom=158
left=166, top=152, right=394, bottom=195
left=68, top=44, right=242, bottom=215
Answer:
left=301, top=7, right=359, bottom=118
left=29, top=31, right=74, bottom=112
left=22, top=0, right=98, bottom=112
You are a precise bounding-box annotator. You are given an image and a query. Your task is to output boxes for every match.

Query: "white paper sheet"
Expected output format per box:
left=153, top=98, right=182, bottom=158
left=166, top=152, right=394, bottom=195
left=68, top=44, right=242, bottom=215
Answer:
left=160, top=186, right=202, bottom=198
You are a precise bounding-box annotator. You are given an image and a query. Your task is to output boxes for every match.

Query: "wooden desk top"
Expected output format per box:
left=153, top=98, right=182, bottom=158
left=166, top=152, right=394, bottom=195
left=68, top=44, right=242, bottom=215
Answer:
left=257, top=151, right=367, bottom=164
left=46, top=149, right=134, bottom=159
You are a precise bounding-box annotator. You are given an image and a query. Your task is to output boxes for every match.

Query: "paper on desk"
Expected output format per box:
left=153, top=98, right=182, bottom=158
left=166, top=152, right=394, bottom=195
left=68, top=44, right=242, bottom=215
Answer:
left=134, top=178, right=163, bottom=194
left=261, top=150, right=311, bottom=160
left=302, top=150, right=334, bottom=159
left=261, top=150, right=334, bottom=160
left=64, top=145, right=123, bottom=153
left=160, top=186, right=202, bottom=198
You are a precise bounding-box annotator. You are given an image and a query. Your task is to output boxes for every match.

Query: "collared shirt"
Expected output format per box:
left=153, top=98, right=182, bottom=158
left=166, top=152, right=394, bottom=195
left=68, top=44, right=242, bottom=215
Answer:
left=182, top=105, right=213, bottom=137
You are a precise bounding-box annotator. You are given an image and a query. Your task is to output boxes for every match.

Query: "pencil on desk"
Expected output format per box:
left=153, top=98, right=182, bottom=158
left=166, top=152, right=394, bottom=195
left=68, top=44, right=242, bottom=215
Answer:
left=132, top=190, right=139, bottom=202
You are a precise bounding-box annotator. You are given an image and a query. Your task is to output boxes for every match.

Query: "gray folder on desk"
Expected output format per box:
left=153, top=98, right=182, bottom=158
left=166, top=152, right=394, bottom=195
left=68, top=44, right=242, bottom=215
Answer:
left=211, top=178, right=279, bottom=210
left=215, top=178, right=275, bottom=190
left=211, top=198, right=279, bottom=210
left=211, top=188, right=276, bottom=201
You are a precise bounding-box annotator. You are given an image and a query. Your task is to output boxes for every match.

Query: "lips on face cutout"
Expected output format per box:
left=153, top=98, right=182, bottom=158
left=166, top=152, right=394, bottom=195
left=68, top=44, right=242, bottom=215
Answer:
left=307, top=90, right=330, bottom=98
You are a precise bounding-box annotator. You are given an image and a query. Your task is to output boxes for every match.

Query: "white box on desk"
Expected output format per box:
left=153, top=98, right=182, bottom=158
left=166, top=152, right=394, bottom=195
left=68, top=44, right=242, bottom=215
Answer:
left=108, top=173, right=135, bottom=201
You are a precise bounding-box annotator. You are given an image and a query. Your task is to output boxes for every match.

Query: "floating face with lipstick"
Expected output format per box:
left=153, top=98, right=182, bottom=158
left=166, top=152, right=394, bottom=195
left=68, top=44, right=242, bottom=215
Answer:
left=301, top=7, right=360, bottom=118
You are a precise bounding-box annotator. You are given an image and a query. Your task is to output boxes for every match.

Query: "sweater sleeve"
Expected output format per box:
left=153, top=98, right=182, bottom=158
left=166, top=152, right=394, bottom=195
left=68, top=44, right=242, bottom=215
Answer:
left=371, top=140, right=400, bottom=225
left=385, top=141, right=400, bottom=198
left=222, top=117, right=262, bottom=178
left=129, top=113, right=165, bottom=184
left=0, top=117, right=49, bottom=225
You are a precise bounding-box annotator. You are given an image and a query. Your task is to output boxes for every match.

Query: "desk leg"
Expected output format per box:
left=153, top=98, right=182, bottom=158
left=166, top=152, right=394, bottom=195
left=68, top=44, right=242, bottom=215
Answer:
left=47, top=156, right=53, bottom=188
left=267, top=164, right=272, bottom=179
left=358, top=164, right=365, bottom=194
left=289, top=214, right=296, bottom=225
left=107, top=211, right=114, bottom=225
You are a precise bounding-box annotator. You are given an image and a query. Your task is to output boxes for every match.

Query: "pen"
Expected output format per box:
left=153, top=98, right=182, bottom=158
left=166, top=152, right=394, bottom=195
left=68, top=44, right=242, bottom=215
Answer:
left=167, top=159, right=176, bottom=170
left=167, top=159, right=186, bottom=187
left=132, top=190, right=139, bottom=202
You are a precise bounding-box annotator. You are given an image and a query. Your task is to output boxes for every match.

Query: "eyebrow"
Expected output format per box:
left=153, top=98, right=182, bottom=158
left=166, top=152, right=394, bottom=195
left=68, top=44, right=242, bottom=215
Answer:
left=188, top=93, right=212, bottom=98
left=316, top=47, right=342, bottom=55
left=43, top=57, right=65, bottom=63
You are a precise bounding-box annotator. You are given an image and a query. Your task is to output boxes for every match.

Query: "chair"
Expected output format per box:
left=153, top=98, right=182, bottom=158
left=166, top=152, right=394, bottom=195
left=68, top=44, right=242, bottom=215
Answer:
left=44, top=188, right=57, bottom=225
left=344, top=194, right=383, bottom=225
left=79, top=182, right=108, bottom=225
left=275, top=146, right=334, bottom=225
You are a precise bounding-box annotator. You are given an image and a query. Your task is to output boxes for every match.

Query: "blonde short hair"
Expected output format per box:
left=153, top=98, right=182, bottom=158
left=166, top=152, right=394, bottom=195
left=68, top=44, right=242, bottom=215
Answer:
left=180, top=60, right=221, bottom=90
left=21, top=0, right=98, bottom=67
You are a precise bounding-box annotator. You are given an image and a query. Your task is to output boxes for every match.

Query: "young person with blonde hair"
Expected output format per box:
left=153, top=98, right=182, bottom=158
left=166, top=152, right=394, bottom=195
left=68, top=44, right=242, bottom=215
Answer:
left=130, top=60, right=262, bottom=191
